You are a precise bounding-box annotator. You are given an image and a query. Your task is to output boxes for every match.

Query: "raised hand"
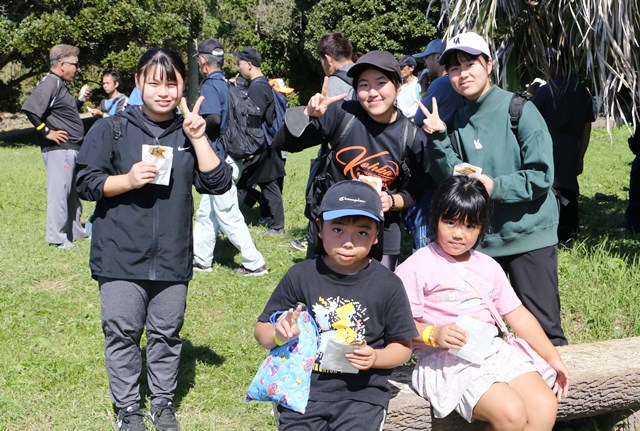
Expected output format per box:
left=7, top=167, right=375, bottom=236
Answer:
left=180, top=96, right=206, bottom=140
left=418, top=98, right=447, bottom=134
left=304, top=76, right=348, bottom=118
left=275, top=304, right=303, bottom=343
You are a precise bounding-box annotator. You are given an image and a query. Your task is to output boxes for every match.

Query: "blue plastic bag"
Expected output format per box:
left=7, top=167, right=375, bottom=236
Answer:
left=245, top=307, right=319, bottom=413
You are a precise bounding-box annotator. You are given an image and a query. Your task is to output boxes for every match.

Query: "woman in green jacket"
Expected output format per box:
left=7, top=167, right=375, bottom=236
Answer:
left=419, top=32, right=567, bottom=347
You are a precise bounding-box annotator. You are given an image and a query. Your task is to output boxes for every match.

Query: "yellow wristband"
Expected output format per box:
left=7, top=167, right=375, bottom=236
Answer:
left=35, top=123, right=46, bottom=131
left=274, top=333, right=286, bottom=346
left=422, top=325, right=437, bottom=347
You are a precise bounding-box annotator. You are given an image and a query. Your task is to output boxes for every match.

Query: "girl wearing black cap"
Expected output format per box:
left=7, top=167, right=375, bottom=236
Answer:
left=274, top=50, right=429, bottom=270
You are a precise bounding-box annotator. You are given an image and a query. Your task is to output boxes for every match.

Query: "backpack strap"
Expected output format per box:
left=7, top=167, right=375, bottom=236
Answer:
left=330, top=69, right=352, bottom=86
left=328, top=111, right=356, bottom=151
left=110, top=115, right=122, bottom=162
left=509, top=92, right=530, bottom=135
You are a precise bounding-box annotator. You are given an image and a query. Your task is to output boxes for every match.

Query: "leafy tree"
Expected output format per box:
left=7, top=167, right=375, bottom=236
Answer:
left=0, top=0, right=206, bottom=111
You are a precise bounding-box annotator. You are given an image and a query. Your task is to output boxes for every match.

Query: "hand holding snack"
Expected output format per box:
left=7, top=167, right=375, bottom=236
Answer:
left=345, top=343, right=377, bottom=371
left=127, top=161, right=159, bottom=189
left=453, top=163, right=482, bottom=178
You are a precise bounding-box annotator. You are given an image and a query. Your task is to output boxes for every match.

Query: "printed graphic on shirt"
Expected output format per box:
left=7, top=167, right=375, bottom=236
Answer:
left=334, top=146, right=399, bottom=191
left=312, top=295, right=368, bottom=372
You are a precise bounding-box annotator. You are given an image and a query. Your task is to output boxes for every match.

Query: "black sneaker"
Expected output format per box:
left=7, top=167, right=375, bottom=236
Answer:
left=289, top=237, right=308, bottom=251
left=233, top=265, right=269, bottom=276
left=118, top=405, right=147, bottom=431
left=150, top=400, right=180, bottom=431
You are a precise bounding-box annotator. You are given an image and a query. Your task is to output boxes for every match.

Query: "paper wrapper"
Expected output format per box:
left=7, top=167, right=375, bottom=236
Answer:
left=453, top=163, right=482, bottom=178
left=142, top=144, right=173, bottom=186
left=448, top=315, right=498, bottom=365
left=358, top=175, right=382, bottom=192
left=319, top=339, right=365, bottom=374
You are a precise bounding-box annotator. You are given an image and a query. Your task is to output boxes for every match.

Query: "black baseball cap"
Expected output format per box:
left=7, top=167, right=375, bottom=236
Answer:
left=398, top=55, right=417, bottom=68
left=233, top=46, right=262, bottom=67
left=320, top=180, right=384, bottom=222
left=196, top=39, right=224, bottom=57
left=347, top=50, right=402, bottom=83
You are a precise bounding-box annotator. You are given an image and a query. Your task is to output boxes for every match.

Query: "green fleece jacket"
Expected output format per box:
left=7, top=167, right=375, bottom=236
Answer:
left=428, top=85, right=558, bottom=257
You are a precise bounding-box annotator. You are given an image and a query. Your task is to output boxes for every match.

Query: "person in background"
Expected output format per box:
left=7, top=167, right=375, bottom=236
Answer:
left=624, top=129, right=640, bottom=233
left=254, top=180, right=418, bottom=430
left=317, top=32, right=355, bottom=99
left=290, top=32, right=356, bottom=254
left=396, top=175, right=569, bottom=429
left=234, top=46, right=286, bottom=235
left=89, top=71, right=128, bottom=118
left=191, top=39, right=268, bottom=276
left=402, top=39, right=466, bottom=252
left=413, top=39, right=465, bottom=131
left=75, top=47, right=232, bottom=431
left=21, top=43, right=91, bottom=249
left=532, top=49, right=595, bottom=243
left=396, top=55, right=421, bottom=120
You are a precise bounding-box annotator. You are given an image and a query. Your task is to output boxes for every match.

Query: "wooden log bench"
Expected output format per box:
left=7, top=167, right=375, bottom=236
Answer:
left=385, top=337, right=640, bottom=430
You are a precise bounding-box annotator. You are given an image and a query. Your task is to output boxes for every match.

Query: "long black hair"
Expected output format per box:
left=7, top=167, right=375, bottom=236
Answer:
left=136, top=48, right=186, bottom=87
left=428, top=175, right=492, bottom=244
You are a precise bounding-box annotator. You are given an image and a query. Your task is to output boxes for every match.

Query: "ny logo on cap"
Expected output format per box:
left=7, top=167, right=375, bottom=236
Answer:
left=453, top=37, right=460, bottom=45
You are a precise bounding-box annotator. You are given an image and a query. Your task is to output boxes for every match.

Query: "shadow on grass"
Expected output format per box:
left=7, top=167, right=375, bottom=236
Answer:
left=577, top=193, right=640, bottom=260
left=175, top=339, right=225, bottom=406
left=134, top=339, right=224, bottom=411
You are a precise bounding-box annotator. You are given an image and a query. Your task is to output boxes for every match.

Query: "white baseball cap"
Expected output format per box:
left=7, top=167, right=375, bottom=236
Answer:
left=439, top=32, right=491, bottom=65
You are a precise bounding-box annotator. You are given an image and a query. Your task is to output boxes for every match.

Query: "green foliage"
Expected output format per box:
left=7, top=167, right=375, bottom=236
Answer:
left=0, top=0, right=207, bottom=110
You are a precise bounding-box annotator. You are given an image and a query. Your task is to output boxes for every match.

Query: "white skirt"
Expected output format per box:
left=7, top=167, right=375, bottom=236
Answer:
left=412, top=337, right=539, bottom=422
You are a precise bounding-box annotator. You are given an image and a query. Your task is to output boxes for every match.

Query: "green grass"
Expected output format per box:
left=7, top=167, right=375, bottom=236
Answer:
left=0, top=126, right=639, bottom=430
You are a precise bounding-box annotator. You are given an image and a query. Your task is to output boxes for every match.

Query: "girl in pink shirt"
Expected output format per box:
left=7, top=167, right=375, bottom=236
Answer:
left=395, top=176, right=569, bottom=430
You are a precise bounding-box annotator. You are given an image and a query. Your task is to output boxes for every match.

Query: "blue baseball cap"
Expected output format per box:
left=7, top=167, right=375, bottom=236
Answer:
left=320, top=180, right=384, bottom=222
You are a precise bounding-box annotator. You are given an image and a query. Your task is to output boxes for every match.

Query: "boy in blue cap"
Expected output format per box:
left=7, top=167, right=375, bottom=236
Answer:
left=254, top=180, right=418, bottom=430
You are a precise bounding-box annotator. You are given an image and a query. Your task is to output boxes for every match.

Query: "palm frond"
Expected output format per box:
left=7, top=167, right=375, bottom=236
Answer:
left=429, top=0, right=640, bottom=129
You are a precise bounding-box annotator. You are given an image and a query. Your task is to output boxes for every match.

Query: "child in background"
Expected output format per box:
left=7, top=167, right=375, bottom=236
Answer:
left=76, top=48, right=232, bottom=431
left=395, top=176, right=569, bottom=430
left=254, top=180, right=418, bottom=430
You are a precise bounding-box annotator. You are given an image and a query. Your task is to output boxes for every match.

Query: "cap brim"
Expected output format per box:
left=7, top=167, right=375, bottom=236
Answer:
left=323, top=209, right=381, bottom=222
left=439, top=47, right=485, bottom=65
left=278, top=88, right=294, bottom=94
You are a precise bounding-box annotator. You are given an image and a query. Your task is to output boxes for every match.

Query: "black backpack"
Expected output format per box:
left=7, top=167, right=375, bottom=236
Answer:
left=213, top=77, right=266, bottom=160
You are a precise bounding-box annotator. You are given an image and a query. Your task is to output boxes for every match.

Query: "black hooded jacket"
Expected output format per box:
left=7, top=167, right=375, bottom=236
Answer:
left=76, top=107, right=232, bottom=281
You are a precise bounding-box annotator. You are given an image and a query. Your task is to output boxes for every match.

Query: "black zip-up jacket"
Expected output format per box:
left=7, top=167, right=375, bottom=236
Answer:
left=76, top=107, right=232, bottom=281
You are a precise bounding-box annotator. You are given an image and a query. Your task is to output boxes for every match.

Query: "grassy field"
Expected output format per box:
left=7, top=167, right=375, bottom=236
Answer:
left=0, top=125, right=639, bottom=430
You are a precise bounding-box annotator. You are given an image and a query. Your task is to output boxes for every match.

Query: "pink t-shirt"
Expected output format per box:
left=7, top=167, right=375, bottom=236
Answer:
left=395, top=243, right=521, bottom=331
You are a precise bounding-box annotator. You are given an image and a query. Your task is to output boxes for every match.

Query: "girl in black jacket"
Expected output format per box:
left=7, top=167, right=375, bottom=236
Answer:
left=76, top=48, right=231, bottom=431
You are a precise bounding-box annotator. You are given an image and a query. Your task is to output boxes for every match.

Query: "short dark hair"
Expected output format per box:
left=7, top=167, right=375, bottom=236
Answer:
left=316, top=32, right=353, bottom=61
left=428, top=176, right=492, bottom=244
left=102, top=70, right=123, bottom=87
left=315, top=215, right=383, bottom=261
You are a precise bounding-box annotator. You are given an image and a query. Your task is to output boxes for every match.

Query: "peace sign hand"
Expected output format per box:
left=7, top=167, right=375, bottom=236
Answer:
left=274, top=304, right=303, bottom=343
left=418, top=98, right=447, bottom=134
left=180, top=96, right=206, bottom=140
left=304, top=76, right=348, bottom=118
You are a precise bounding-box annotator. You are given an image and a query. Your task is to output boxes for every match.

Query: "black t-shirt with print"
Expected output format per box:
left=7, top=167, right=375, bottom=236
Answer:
left=257, top=257, right=418, bottom=408
left=276, top=101, right=429, bottom=254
